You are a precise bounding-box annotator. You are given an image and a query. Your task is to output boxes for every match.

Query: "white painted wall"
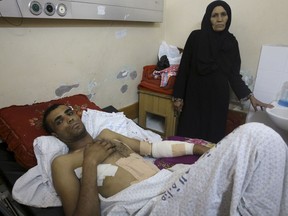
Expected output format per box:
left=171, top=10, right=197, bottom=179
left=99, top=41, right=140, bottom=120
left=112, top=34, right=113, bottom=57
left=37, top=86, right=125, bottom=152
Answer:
left=0, top=20, right=163, bottom=108
left=1, top=0, right=288, bottom=109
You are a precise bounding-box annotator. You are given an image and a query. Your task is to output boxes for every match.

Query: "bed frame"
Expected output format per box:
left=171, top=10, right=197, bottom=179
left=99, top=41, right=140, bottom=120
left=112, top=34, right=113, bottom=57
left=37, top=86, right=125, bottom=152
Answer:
left=0, top=141, right=64, bottom=216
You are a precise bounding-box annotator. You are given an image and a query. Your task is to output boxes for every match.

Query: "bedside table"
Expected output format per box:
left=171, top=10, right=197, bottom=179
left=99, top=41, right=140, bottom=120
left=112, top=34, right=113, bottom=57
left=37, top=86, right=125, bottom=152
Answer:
left=138, top=88, right=177, bottom=138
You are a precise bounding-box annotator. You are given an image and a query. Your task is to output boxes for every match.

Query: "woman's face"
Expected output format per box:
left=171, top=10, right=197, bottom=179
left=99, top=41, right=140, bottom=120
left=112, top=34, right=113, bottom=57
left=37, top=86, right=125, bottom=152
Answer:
left=210, top=6, right=228, bottom=31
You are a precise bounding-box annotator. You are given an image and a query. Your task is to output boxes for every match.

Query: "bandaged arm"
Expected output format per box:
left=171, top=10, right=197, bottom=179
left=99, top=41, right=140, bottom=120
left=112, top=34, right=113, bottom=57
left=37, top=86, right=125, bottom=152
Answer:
left=140, top=140, right=195, bottom=158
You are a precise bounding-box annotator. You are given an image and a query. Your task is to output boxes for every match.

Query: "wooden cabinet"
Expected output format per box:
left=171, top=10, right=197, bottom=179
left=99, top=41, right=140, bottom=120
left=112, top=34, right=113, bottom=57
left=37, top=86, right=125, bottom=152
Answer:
left=138, top=89, right=177, bottom=138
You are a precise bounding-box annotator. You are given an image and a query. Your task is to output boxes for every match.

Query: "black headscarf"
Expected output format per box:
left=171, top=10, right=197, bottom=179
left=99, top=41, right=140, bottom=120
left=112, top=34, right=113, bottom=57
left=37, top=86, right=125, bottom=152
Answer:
left=197, top=0, right=237, bottom=75
left=201, top=0, right=232, bottom=33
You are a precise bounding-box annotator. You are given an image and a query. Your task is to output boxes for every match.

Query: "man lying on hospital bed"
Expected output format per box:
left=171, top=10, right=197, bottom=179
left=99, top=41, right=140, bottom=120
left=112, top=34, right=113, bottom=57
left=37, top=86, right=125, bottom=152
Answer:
left=15, top=104, right=288, bottom=216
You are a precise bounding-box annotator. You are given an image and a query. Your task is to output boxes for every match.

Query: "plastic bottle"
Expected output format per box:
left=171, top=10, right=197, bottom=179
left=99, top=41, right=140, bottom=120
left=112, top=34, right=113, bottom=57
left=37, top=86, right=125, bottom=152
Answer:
left=278, top=81, right=288, bottom=107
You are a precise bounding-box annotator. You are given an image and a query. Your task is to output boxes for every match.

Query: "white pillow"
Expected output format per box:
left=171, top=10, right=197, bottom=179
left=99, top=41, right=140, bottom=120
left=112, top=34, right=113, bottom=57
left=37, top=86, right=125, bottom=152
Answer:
left=33, top=136, right=68, bottom=183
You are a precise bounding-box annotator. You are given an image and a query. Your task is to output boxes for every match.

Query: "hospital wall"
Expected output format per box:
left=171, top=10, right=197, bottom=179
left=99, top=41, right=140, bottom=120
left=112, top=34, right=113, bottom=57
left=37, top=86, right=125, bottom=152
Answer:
left=0, top=19, right=163, bottom=109
left=1, top=0, right=288, bottom=110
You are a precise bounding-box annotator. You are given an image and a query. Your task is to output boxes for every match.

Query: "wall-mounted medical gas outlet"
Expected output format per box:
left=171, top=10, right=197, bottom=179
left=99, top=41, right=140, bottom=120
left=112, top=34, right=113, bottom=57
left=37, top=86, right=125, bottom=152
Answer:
left=0, top=0, right=163, bottom=22
left=29, top=1, right=59, bottom=16
left=29, top=1, right=42, bottom=15
left=56, top=3, right=67, bottom=17
left=44, top=2, right=55, bottom=16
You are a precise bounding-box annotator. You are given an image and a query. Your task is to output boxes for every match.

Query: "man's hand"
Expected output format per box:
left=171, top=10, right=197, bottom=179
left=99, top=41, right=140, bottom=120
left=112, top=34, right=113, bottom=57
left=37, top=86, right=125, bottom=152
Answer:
left=70, top=140, right=116, bottom=216
left=193, top=144, right=213, bottom=155
left=83, top=140, right=116, bottom=165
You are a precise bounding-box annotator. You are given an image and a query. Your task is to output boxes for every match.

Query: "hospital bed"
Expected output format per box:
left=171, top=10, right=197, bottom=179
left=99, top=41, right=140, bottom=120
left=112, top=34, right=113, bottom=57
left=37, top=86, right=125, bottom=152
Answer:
left=0, top=94, right=209, bottom=216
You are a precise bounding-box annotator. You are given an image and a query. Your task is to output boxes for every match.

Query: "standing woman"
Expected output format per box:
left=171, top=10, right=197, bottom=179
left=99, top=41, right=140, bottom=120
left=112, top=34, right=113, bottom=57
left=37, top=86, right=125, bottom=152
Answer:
left=173, top=0, right=272, bottom=143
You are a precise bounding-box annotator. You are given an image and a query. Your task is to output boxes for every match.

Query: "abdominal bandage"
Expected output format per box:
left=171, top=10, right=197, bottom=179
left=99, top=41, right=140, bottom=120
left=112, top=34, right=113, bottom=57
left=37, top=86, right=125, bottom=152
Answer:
left=140, top=141, right=194, bottom=158
left=74, top=164, right=118, bottom=186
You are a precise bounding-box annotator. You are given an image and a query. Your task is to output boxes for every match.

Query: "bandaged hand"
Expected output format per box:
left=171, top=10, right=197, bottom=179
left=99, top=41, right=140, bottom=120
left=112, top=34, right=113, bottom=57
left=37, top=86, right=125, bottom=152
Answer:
left=140, top=141, right=193, bottom=158
left=140, top=141, right=211, bottom=158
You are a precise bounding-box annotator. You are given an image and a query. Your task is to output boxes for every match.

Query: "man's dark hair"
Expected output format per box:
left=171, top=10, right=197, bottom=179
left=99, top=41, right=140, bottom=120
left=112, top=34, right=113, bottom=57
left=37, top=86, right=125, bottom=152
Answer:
left=42, top=103, right=63, bottom=134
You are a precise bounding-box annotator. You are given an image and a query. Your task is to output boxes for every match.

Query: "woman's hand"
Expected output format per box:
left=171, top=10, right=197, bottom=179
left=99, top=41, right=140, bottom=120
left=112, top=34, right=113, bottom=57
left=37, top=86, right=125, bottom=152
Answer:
left=172, top=98, right=184, bottom=116
left=250, top=95, right=274, bottom=111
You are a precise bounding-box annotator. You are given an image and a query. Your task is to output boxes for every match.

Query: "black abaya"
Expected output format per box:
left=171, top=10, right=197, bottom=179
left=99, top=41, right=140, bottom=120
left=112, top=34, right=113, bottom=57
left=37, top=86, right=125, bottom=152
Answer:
left=173, top=1, right=251, bottom=143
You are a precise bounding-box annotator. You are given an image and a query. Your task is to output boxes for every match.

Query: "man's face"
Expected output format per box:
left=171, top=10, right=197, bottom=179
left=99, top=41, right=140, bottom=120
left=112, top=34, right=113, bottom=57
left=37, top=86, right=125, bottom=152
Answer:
left=46, top=105, right=87, bottom=144
left=210, top=6, right=228, bottom=32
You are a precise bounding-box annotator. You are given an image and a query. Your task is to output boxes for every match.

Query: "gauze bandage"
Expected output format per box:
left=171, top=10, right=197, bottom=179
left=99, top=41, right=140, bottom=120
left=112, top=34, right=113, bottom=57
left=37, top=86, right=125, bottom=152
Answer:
left=140, top=141, right=194, bottom=158
left=74, top=164, right=118, bottom=186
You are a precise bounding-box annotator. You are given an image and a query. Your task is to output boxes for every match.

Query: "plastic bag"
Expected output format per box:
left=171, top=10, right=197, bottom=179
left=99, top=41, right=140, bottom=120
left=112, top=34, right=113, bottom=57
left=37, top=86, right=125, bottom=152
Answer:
left=158, top=41, right=182, bottom=65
